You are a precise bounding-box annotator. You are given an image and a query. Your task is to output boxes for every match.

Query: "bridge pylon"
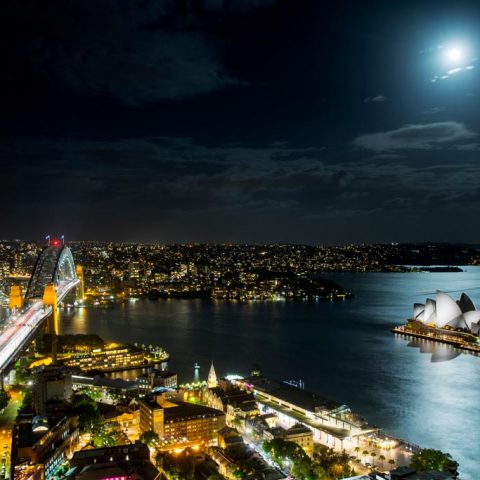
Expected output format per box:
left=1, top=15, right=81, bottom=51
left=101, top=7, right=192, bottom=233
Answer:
left=9, top=285, right=23, bottom=311
left=76, top=265, right=85, bottom=302
left=43, top=283, right=59, bottom=364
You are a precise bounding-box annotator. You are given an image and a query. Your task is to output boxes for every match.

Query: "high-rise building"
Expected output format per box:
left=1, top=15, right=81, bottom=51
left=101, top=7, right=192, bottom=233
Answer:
left=32, top=366, right=72, bottom=415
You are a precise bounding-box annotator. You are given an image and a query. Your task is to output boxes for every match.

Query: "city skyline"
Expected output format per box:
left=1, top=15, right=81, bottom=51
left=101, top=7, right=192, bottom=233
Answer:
left=0, top=3, right=476, bottom=475
left=2, top=0, right=480, bottom=243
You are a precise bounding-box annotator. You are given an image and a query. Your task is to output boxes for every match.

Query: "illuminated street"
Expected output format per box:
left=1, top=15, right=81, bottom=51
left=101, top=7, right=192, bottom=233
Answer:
left=0, top=388, right=23, bottom=479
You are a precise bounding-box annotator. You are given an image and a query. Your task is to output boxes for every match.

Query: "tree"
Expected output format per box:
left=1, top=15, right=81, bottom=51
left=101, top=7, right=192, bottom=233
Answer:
left=370, top=451, right=376, bottom=466
left=18, top=389, right=33, bottom=415
left=263, top=438, right=307, bottom=465
left=314, top=445, right=352, bottom=478
left=312, top=463, right=326, bottom=479
left=140, top=430, right=160, bottom=447
left=291, top=458, right=317, bottom=480
left=410, top=449, right=458, bottom=475
left=0, top=390, right=9, bottom=411
left=354, top=446, right=360, bottom=458
left=230, top=417, right=243, bottom=430
left=207, top=474, right=226, bottom=480
left=362, top=450, right=369, bottom=462
left=72, top=394, right=102, bottom=433
left=330, top=463, right=344, bottom=478
left=379, top=454, right=386, bottom=468
left=388, top=459, right=396, bottom=468
left=93, top=427, right=117, bottom=448
left=264, top=439, right=324, bottom=480
left=156, top=450, right=196, bottom=480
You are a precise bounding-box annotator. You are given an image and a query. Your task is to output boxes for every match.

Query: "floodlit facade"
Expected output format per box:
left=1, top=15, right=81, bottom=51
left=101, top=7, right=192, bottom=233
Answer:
left=61, top=344, right=145, bottom=370
left=139, top=394, right=225, bottom=448
left=412, top=290, right=480, bottom=334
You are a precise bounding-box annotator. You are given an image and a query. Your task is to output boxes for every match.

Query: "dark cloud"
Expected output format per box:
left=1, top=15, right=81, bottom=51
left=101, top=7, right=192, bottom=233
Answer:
left=3, top=135, right=480, bottom=242
left=0, top=0, right=275, bottom=105
left=353, top=122, right=476, bottom=152
left=456, top=143, right=480, bottom=151
left=423, top=106, right=446, bottom=115
left=203, top=0, right=276, bottom=12
left=363, top=94, right=387, bottom=103
left=3, top=1, right=480, bottom=244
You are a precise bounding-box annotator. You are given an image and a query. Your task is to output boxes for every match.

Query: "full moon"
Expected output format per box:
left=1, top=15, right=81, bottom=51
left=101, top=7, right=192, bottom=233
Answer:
left=447, top=48, right=463, bottom=61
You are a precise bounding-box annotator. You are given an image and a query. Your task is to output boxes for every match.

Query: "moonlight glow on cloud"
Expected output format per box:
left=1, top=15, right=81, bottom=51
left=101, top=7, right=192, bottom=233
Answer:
left=430, top=42, right=476, bottom=82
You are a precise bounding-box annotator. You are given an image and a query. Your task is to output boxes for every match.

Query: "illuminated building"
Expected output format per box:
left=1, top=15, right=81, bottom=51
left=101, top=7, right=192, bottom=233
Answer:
left=139, top=394, right=225, bottom=447
left=139, top=395, right=165, bottom=435
left=264, top=423, right=314, bottom=457
left=217, top=426, right=244, bottom=449
left=413, top=291, right=480, bottom=334
left=72, top=374, right=138, bottom=393
left=70, top=443, right=157, bottom=480
left=61, top=344, right=145, bottom=371
left=13, top=415, right=79, bottom=479
left=207, top=361, right=218, bottom=389
left=203, top=379, right=258, bottom=427
left=239, top=376, right=374, bottom=449
left=209, top=446, right=283, bottom=480
left=74, top=465, right=129, bottom=480
left=148, top=370, right=177, bottom=390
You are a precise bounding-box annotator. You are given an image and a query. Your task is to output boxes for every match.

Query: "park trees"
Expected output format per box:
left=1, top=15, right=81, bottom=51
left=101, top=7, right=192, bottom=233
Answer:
left=410, top=449, right=458, bottom=476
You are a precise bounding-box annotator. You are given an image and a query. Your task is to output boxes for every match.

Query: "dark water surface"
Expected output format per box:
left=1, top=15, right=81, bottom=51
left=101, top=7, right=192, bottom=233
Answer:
left=57, top=269, right=480, bottom=478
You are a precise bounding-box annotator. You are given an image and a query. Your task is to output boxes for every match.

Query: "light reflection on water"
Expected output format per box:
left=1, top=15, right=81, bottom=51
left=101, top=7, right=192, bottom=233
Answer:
left=3, top=268, right=480, bottom=478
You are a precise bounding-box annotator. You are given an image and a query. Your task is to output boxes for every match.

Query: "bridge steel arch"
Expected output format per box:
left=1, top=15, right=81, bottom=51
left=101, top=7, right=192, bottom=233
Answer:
left=25, top=246, right=77, bottom=302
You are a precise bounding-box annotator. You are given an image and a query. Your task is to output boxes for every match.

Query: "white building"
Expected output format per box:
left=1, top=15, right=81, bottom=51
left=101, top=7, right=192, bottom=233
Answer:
left=413, top=291, right=480, bottom=334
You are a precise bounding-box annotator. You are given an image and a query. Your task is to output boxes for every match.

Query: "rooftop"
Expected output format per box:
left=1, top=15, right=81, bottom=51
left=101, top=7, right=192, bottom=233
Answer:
left=140, top=396, right=225, bottom=421
left=243, top=376, right=341, bottom=412
left=286, top=423, right=313, bottom=435
left=163, top=401, right=225, bottom=421
left=72, top=442, right=149, bottom=461
left=72, top=374, right=137, bottom=390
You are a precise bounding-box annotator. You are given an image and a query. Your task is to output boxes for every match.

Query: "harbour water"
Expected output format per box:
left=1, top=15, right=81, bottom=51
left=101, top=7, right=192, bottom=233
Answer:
left=5, top=268, right=480, bottom=478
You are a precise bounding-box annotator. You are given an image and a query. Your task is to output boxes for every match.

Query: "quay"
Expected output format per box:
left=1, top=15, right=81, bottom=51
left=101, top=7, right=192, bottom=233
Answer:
left=392, top=325, right=480, bottom=355
left=234, top=376, right=415, bottom=471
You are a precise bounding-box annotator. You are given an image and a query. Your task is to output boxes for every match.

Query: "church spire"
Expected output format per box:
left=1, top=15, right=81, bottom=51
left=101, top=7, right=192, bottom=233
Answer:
left=207, top=361, right=218, bottom=388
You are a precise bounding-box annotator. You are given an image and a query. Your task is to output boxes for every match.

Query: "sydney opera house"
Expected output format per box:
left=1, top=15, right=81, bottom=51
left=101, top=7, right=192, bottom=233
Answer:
left=413, top=291, right=480, bottom=335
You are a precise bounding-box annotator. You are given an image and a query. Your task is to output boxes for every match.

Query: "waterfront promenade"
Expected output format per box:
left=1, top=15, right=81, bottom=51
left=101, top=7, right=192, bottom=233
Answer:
left=392, top=325, right=480, bottom=355
left=238, top=376, right=417, bottom=475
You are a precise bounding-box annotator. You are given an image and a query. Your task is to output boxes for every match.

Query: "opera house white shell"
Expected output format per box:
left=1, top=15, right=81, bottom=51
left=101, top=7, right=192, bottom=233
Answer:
left=412, top=291, right=480, bottom=334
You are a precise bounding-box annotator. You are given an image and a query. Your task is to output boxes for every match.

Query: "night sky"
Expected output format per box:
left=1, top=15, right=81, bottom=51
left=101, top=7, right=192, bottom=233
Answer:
left=2, top=0, right=480, bottom=244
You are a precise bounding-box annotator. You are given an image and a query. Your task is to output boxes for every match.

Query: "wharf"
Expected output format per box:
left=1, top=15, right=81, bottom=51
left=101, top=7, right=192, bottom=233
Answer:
left=88, top=361, right=167, bottom=373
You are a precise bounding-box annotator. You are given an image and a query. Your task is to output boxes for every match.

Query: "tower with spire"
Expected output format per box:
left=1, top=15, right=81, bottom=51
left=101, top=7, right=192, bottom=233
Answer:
left=207, top=361, right=218, bottom=389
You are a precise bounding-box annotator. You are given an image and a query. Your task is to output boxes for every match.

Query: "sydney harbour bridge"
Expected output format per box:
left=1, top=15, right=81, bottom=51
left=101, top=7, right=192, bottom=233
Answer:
left=2, top=239, right=84, bottom=382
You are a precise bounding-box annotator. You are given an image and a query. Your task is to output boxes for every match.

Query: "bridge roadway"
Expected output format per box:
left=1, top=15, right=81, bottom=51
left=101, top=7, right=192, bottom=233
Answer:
left=0, top=279, right=79, bottom=374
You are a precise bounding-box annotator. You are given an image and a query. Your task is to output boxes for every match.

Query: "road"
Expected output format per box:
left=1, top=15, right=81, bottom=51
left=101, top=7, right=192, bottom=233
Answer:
left=0, top=388, right=23, bottom=479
